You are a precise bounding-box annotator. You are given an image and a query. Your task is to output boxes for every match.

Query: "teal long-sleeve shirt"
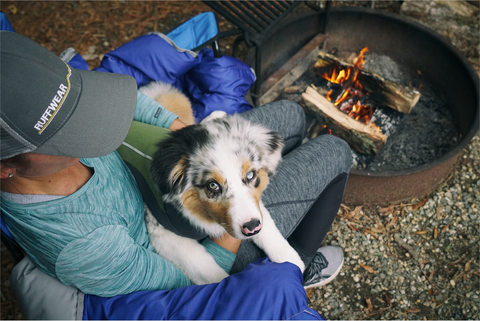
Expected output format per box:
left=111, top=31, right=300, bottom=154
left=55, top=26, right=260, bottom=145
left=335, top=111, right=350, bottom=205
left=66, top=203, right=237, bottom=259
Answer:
left=134, top=91, right=179, bottom=129
left=0, top=92, right=236, bottom=296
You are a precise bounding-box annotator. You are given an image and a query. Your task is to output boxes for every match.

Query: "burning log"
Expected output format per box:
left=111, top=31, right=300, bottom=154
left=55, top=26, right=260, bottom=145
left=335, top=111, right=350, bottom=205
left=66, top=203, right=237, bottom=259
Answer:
left=302, top=86, right=387, bottom=155
left=315, top=50, right=421, bottom=113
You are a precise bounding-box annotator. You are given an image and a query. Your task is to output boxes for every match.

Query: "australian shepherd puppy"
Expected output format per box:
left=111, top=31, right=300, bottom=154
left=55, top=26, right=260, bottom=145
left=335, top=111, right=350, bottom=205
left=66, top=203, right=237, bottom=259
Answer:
left=141, top=81, right=305, bottom=285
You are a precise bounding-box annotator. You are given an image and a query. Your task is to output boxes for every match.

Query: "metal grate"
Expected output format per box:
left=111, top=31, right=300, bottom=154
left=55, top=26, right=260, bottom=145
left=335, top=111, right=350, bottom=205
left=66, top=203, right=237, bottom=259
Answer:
left=203, top=1, right=304, bottom=105
left=203, top=1, right=330, bottom=105
left=204, top=0, right=302, bottom=43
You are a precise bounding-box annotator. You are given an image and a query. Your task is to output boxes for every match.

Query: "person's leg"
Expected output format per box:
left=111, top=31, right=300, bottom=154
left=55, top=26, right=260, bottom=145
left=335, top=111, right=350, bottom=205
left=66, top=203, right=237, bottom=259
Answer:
left=287, top=172, right=349, bottom=260
left=231, top=101, right=352, bottom=274
left=240, top=100, right=306, bottom=155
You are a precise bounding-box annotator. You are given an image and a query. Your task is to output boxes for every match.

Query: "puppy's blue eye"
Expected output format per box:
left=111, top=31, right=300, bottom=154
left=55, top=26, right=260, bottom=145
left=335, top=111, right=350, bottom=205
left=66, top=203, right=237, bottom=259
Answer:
left=246, top=170, right=255, bottom=181
left=207, top=181, right=221, bottom=192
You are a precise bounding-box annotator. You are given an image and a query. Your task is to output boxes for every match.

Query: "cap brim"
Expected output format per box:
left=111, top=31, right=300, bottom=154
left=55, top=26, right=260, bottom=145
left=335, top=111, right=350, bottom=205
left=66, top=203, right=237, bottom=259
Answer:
left=34, top=69, right=137, bottom=158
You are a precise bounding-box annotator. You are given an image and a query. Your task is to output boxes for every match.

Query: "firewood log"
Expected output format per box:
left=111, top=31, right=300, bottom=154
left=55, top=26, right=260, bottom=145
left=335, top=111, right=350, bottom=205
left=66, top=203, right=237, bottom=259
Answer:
left=302, top=86, right=387, bottom=155
left=315, top=51, right=421, bottom=113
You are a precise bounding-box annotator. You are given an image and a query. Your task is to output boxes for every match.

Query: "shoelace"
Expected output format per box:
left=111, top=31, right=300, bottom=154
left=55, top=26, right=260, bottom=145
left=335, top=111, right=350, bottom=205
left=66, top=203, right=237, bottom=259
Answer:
left=304, top=251, right=329, bottom=283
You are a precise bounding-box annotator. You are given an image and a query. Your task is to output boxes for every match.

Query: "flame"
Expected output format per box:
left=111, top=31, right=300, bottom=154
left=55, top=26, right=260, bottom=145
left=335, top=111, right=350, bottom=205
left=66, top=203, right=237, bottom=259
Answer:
left=335, top=89, right=350, bottom=106
left=319, top=47, right=377, bottom=126
left=326, top=90, right=333, bottom=101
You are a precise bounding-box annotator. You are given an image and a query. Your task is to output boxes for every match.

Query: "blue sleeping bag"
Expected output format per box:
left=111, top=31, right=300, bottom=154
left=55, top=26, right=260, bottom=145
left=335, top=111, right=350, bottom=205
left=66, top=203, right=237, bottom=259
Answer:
left=84, top=258, right=323, bottom=320
left=66, top=12, right=255, bottom=122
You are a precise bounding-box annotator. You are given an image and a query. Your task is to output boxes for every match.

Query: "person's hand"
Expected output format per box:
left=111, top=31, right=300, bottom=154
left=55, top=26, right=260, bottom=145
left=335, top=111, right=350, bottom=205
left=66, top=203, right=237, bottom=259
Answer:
left=210, top=233, right=241, bottom=254
left=169, top=118, right=187, bottom=131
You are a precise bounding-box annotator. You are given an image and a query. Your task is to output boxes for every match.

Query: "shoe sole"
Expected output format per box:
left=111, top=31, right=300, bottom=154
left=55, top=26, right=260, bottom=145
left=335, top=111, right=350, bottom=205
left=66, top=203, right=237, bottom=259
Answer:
left=303, top=255, right=344, bottom=289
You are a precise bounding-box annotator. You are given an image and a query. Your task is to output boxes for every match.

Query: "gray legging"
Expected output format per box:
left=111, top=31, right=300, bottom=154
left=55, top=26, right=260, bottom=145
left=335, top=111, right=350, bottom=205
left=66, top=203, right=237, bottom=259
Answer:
left=231, top=100, right=352, bottom=273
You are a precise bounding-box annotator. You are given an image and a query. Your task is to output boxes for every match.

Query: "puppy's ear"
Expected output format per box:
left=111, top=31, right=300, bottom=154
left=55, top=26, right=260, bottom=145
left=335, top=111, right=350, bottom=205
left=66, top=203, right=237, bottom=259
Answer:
left=150, top=141, right=188, bottom=195
left=164, top=156, right=189, bottom=194
left=255, top=129, right=284, bottom=175
left=150, top=125, right=210, bottom=195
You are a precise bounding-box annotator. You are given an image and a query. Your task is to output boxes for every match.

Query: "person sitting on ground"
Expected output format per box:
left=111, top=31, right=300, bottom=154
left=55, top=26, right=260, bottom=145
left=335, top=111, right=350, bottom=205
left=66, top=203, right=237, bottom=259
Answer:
left=0, top=31, right=352, bottom=320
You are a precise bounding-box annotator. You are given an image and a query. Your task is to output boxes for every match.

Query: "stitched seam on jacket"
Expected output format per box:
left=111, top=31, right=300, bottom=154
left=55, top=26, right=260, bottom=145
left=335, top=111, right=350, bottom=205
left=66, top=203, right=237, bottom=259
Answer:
left=286, top=309, right=322, bottom=320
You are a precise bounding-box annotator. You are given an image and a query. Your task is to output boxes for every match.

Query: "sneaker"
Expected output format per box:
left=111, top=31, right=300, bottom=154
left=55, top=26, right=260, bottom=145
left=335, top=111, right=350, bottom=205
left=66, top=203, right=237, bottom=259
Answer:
left=303, top=245, right=344, bottom=289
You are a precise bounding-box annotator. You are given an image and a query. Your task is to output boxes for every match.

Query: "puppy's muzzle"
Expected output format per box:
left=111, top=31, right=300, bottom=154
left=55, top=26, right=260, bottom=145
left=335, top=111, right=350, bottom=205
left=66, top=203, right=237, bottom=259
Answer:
left=241, top=219, right=262, bottom=236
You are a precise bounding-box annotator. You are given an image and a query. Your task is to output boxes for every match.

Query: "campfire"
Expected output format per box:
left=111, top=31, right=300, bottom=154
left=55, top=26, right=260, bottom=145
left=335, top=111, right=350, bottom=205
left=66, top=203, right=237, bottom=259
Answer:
left=302, top=47, right=421, bottom=156
left=252, top=16, right=463, bottom=174
left=318, top=47, right=376, bottom=126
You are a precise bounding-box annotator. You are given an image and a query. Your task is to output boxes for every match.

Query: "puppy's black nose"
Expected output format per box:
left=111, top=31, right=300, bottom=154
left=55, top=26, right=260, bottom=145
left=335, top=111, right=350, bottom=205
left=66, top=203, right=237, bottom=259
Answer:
left=241, top=219, right=262, bottom=236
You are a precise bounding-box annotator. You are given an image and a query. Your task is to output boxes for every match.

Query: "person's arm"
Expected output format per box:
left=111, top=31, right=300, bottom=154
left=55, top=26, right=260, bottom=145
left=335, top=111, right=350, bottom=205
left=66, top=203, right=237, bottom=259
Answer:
left=169, top=118, right=187, bottom=131
left=209, top=233, right=241, bottom=255
left=55, top=225, right=193, bottom=297
left=134, top=91, right=186, bottom=131
left=200, top=237, right=237, bottom=273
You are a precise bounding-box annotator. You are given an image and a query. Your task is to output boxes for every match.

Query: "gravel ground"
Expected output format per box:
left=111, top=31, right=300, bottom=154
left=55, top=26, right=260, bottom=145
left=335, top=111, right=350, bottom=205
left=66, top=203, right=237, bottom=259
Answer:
left=1, top=1, right=478, bottom=320
left=308, top=130, right=480, bottom=320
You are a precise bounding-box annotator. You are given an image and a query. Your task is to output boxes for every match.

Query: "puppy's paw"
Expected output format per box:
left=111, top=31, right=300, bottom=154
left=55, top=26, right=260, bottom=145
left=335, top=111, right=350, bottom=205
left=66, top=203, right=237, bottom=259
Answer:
left=284, top=250, right=306, bottom=273
left=268, top=246, right=305, bottom=273
left=201, top=110, right=227, bottom=123
left=189, top=266, right=229, bottom=285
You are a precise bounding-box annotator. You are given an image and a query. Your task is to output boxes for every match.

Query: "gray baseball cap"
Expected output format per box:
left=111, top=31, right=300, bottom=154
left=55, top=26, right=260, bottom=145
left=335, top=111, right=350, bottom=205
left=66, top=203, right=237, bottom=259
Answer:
left=1, top=31, right=138, bottom=160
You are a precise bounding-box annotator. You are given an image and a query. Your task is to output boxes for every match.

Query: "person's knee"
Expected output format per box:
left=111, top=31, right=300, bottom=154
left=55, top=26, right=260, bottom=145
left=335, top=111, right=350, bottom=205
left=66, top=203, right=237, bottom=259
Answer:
left=277, top=100, right=305, bottom=126
left=308, top=134, right=353, bottom=174
left=264, top=100, right=306, bottom=135
left=327, top=135, right=353, bottom=172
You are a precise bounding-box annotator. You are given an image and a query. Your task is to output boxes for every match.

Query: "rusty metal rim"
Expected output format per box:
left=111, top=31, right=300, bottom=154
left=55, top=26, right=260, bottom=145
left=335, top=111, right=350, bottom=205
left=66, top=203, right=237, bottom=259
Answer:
left=344, top=153, right=461, bottom=206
